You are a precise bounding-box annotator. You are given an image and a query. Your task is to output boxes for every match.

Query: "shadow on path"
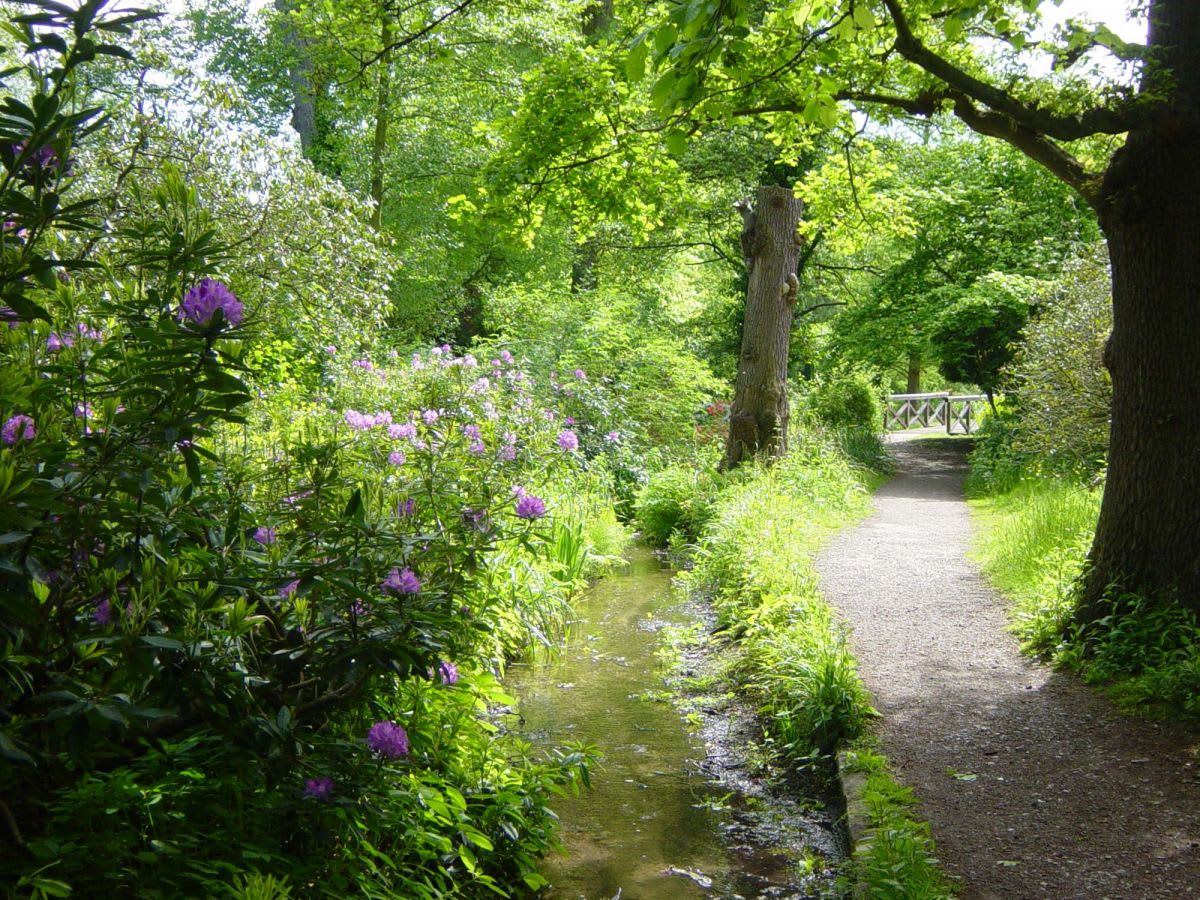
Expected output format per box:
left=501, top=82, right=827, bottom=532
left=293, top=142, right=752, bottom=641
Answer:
left=817, top=438, right=1200, bottom=899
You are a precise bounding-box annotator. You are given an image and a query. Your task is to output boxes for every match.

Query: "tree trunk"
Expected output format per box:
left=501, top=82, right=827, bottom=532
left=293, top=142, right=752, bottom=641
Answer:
left=1076, top=0, right=1200, bottom=618
left=582, top=0, right=613, bottom=38
left=370, top=11, right=393, bottom=230
left=275, top=0, right=317, bottom=155
left=721, top=185, right=804, bottom=470
left=906, top=351, right=921, bottom=393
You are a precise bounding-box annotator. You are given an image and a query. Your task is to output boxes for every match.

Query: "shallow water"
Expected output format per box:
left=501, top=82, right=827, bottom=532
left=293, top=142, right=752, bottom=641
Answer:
left=506, top=549, right=838, bottom=899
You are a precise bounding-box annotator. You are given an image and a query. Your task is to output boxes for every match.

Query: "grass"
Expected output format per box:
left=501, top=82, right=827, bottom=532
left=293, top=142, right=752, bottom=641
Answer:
left=678, top=428, right=952, bottom=895
left=969, top=478, right=1100, bottom=655
left=841, top=747, right=957, bottom=900
left=970, top=476, right=1200, bottom=719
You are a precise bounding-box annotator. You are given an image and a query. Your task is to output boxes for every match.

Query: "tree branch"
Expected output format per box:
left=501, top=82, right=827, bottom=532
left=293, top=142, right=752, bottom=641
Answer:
left=880, top=0, right=1135, bottom=141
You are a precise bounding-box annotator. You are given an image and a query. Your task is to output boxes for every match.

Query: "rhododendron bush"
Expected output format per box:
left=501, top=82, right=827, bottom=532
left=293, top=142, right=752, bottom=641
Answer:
left=0, top=4, right=602, bottom=896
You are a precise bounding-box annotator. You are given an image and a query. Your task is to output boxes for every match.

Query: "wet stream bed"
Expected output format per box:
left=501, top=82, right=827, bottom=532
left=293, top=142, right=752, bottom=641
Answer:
left=505, top=549, right=845, bottom=899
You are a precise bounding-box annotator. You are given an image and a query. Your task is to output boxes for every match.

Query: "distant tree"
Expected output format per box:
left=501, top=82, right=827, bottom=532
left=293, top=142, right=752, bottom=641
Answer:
left=930, top=273, right=1044, bottom=408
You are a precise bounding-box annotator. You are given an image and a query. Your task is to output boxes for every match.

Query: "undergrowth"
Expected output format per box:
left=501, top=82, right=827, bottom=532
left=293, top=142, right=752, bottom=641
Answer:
left=970, top=477, right=1200, bottom=718
left=679, top=428, right=951, bottom=894
left=840, top=748, right=957, bottom=900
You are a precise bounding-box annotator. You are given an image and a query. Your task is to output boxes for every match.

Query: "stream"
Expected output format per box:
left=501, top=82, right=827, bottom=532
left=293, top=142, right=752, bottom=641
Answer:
left=505, top=548, right=844, bottom=899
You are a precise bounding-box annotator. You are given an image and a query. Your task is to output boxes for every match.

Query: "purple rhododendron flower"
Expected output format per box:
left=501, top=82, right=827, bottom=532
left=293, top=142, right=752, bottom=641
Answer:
left=606, top=430, right=620, bottom=443
left=366, top=720, right=409, bottom=758
left=279, top=579, right=300, bottom=598
left=421, top=409, right=439, bottom=425
left=573, top=368, right=587, bottom=380
left=557, top=430, right=579, bottom=452
left=468, top=440, right=486, bottom=456
left=253, top=526, right=277, bottom=545
left=498, top=443, right=516, bottom=461
left=438, top=661, right=459, bottom=685
left=396, top=498, right=416, bottom=517
left=351, top=599, right=369, bottom=617
left=381, top=567, right=420, bottom=595
left=93, top=598, right=113, bottom=626
left=499, top=350, right=513, bottom=364
left=352, top=358, right=374, bottom=370
left=388, top=450, right=406, bottom=466
left=303, top=777, right=334, bottom=800
left=180, top=279, right=244, bottom=328
left=2, top=414, right=36, bottom=446
left=46, top=332, right=73, bottom=352
left=463, top=424, right=482, bottom=440
left=515, top=494, right=546, bottom=520
left=324, top=345, right=337, bottom=355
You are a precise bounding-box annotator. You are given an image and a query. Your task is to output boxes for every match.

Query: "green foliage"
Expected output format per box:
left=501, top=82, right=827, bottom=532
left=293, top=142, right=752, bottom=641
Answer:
left=971, top=478, right=1101, bottom=655
left=841, top=748, right=956, bottom=900
left=964, top=406, right=1033, bottom=495
left=0, top=7, right=608, bottom=894
left=684, top=431, right=877, bottom=755
left=1007, top=245, right=1111, bottom=477
left=930, top=273, right=1044, bottom=399
left=800, top=371, right=882, bottom=431
left=633, top=461, right=723, bottom=548
left=971, top=478, right=1200, bottom=719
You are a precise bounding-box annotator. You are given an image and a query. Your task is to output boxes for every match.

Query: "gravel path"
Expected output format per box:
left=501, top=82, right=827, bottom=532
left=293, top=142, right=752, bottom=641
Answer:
left=816, top=434, right=1200, bottom=899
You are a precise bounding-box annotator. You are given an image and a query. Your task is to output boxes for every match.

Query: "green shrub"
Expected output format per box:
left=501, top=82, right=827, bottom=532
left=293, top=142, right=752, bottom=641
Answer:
left=0, top=9, right=602, bottom=894
left=802, top=372, right=882, bottom=431
left=633, top=460, right=724, bottom=547
left=1007, top=245, right=1111, bottom=478
left=685, top=431, right=877, bottom=752
left=965, top=407, right=1034, bottom=495
left=843, top=749, right=956, bottom=900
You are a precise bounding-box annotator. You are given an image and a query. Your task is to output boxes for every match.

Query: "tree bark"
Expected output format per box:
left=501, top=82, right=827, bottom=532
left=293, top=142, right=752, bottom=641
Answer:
left=275, top=0, right=317, bottom=155
left=370, top=11, right=393, bottom=230
left=906, top=351, right=921, bottom=393
left=721, top=185, right=804, bottom=470
left=1072, top=0, right=1200, bottom=616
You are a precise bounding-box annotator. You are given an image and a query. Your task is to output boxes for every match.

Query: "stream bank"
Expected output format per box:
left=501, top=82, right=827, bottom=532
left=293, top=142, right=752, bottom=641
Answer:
left=505, top=548, right=845, bottom=898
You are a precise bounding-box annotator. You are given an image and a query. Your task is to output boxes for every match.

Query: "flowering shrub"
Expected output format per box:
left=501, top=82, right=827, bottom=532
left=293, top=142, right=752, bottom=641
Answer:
left=0, top=5, right=599, bottom=896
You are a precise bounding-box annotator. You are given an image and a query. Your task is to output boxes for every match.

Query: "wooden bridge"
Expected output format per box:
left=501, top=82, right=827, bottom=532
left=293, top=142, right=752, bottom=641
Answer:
left=884, top=392, right=987, bottom=435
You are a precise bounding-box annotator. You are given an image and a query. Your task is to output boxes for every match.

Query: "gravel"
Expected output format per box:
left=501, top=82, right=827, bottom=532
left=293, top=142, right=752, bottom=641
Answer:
left=816, top=434, right=1200, bottom=899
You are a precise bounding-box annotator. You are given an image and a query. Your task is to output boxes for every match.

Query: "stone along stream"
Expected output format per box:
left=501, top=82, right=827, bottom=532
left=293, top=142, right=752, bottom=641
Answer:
left=505, top=549, right=844, bottom=899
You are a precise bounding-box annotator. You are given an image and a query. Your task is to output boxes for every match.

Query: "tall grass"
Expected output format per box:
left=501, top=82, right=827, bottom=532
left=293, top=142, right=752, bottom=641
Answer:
left=682, top=429, right=952, bottom=894
left=970, top=478, right=1200, bottom=717
left=970, top=478, right=1100, bottom=654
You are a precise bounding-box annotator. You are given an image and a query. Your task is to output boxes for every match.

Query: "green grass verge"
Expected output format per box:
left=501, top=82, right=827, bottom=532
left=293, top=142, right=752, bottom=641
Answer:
left=840, top=746, right=957, bottom=899
left=682, top=430, right=952, bottom=896
left=970, top=477, right=1200, bottom=718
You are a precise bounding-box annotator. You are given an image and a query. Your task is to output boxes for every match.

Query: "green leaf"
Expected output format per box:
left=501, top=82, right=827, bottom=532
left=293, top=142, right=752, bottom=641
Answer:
left=653, top=23, right=677, bottom=56
left=625, top=40, right=648, bottom=82
left=664, top=129, right=688, bottom=156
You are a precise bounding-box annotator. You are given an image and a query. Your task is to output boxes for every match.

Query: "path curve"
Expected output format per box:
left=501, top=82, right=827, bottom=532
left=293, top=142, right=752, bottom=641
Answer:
left=817, top=435, right=1200, bottom=899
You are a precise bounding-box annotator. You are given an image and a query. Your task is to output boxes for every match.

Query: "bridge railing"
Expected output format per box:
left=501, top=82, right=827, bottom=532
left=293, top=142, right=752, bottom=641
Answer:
left=884, top=392, right=986, bottom=434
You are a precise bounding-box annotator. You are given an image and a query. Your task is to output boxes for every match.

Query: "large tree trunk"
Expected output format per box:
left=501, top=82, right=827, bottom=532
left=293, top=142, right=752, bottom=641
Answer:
left=370, top=11, right=393, bottom=230
left=1077, top=0, right=1200, bottom=617
left=1082, top=148, right=1200, bottom=616
left=721, top=185, right=804, bottom=470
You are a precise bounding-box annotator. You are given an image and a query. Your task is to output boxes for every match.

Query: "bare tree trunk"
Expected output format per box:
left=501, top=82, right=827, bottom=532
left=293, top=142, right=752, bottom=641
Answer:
left=1074, top=0, right=1200, bottom=618
left=906, top=351, right=921, bottom=393
left=370, top=11, right=393, bottom=230
left=721, top=185, right=804, bottom=470
left=275, top=0, right=317, bottom=155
